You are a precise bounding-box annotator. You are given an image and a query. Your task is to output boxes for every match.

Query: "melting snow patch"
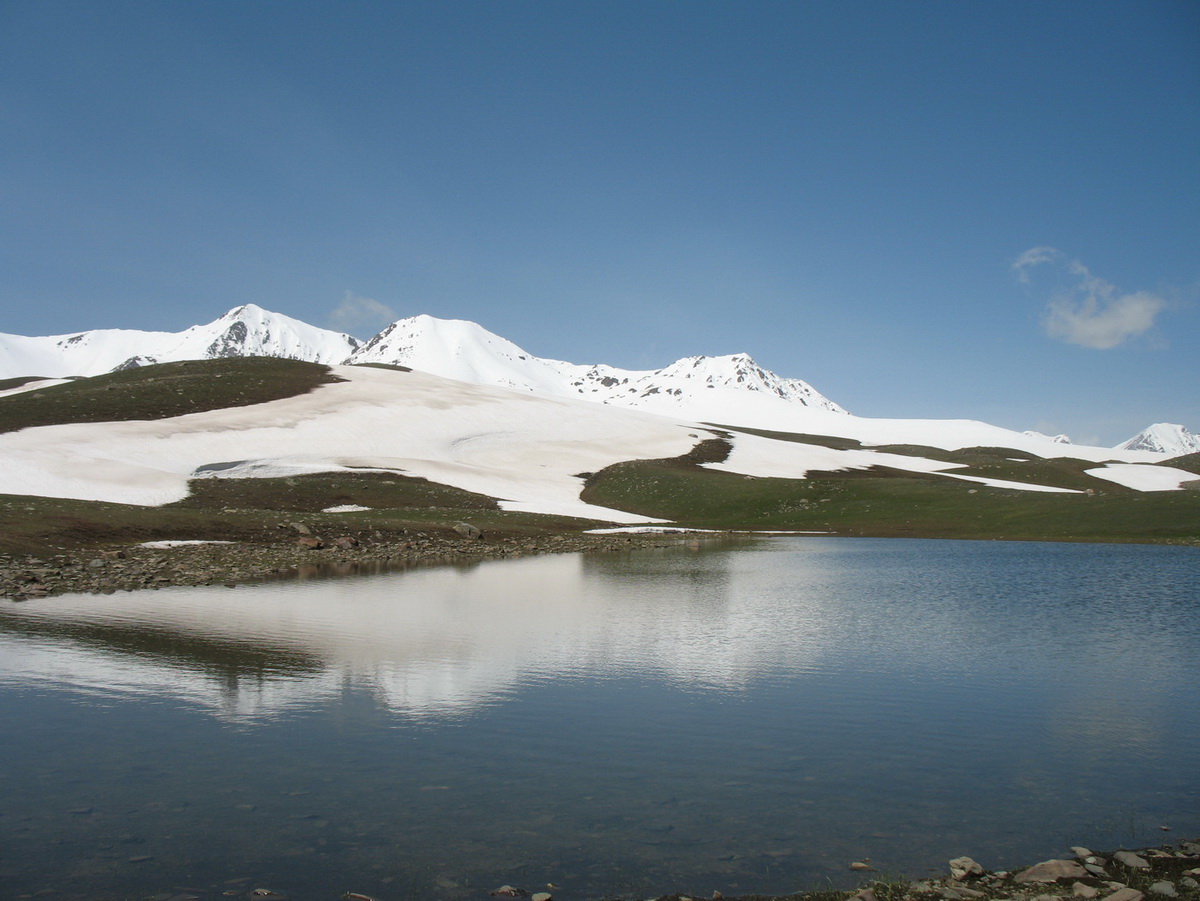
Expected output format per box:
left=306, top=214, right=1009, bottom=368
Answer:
left=138, top=540, right=236, bottom=549
left=1084, top=464, right=1200, bottom=492
left=585, top=526, right=721, bottom=534
left=323, top=504, right=372, bottom=513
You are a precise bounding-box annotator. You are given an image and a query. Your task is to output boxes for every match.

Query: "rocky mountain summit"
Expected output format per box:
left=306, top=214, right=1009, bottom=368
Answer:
left=1117, top=423, right=1200, bottom=456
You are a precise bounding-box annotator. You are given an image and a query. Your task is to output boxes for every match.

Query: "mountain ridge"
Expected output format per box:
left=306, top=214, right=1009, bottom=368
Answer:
left=1, top=305, right=1192, bottom=457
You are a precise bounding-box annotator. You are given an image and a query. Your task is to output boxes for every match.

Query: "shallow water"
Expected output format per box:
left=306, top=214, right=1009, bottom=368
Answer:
left=1, top=537, right=1197, bottom=900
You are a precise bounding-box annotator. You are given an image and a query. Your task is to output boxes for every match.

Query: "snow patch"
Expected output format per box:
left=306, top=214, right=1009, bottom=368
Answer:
left=1083, top=464, right=1200, bottom=492
left=138, top=540, right=236, bottom=548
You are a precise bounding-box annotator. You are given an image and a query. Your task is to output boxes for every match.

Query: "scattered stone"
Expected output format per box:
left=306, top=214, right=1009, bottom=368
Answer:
left=950, top=857, right=985, bottom=880
left=332, top=536, right=359, bottom=549
left=1072, top=847, right=1096, bottom=859
left=1086, top=864, right=1110, bottom=877
left=490, top=888, right=527, bottom=898
left=1148, top=883, right=1177, bottom=897
left=850, top=861, right=874, bottom=871
left=296, top=535, right=324, bottom=549
left=1114, top=851, right=1151, bottom=870
left=531, top=894, right=553, bottom=901
left=1074, top=884, right=1100, bottom=898
left=341, top=894, right=379, bottom=901
left=1103, top=889, right=1144, bottom=901
left=1015, top=860, right=1088, bottom=883
left=452, top=521, right=483, bottom=539
left=289, top=523, right=312, bottom=535
left=849, top=891, right=877, bottom=901
left=1180, top=878, right=1199, bottom=890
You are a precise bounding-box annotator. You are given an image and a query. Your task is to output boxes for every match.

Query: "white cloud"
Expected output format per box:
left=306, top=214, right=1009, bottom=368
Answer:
left=329, top=292, right=397, bottom=337
left=1014, top=247, right=1167, bottom=349
left=1011, top=245, right=1064, bottom=283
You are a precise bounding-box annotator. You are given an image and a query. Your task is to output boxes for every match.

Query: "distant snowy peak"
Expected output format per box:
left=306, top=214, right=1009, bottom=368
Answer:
left=157, top=304, right=362, bottom=367
left=644, top=353, right=847, bottom=412
left=346, top=314, right=568, bottom=393
left=1116, top=423, right=1200, bottom=457
left=1023, top=430, right=1072, bottom=444
left=346, top=315, right=847, bottom=417
left=0, top=304, right=361, bottom=379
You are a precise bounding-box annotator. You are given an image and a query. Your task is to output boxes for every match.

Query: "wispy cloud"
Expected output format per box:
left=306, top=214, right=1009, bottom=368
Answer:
left=330, top=292, right=397, bottom=337
left=1011, top=246, right=1064, bottom=283
left=1014, top=247, right=1166, bottom=349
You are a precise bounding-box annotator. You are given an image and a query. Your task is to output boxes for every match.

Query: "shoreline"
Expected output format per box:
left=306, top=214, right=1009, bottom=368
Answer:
left=0, top=526, right=729, bottom=601
left=647, top=839, right=1200, bottom=901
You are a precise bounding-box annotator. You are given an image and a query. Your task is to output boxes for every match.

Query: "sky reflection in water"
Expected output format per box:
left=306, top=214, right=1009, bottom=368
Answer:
left=0, top=537, right=1197, bottom=900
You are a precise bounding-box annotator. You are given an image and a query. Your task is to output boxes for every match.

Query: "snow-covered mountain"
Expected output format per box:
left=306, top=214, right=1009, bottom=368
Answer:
left=1023, top=430, right=1072, bottom=444
left=346, top=314, right=846, bottom=418
left=0, top=305, right=360, bottom=378
left=1117, top=423, right=1200, bottom=456
left=1, top=306, right=1193, bottom=460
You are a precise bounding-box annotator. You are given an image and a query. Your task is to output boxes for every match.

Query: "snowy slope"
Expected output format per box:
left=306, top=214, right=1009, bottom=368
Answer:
left=0, top=366, right=704, bottom=521
left=0, top=305, right=360, bottom=378
left=26, top=365, right=1193, bottom=525
left=1116, top=423, right=1200, bottom=457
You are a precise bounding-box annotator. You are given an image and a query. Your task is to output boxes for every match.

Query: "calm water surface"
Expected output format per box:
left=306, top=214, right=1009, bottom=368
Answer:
left=0, top=537, right=1197, bottom=900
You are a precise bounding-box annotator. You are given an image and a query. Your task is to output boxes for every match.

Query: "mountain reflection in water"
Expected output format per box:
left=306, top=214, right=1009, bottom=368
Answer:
left=0, top=537, right=1197, bottom=900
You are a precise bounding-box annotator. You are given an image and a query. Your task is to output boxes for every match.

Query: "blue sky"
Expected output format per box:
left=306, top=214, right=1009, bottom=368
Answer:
left=1, top=1, right=1196, bottom=445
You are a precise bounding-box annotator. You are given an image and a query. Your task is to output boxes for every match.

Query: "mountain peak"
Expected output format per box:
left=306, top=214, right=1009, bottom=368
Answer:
left=346, top=315, right=846, bottom=417
left=1116, top=423, right=1200, bottom=457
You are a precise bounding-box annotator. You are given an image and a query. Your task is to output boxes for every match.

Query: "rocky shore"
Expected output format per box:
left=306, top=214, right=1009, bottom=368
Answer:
left=14, top=838, right=1195, bottom=901
left=0, top=523, right=718, bottom=601
left=742, top=839, right=1200, bottom=901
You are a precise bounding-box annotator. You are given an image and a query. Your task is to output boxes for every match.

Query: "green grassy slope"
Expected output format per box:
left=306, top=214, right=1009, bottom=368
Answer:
left=0, top=357, right=341, bottom=433
left=580, top=442, right=1200, bottom=544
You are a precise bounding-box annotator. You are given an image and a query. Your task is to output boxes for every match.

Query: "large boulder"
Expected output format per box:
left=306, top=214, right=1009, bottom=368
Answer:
left=1014, top=859, right=1088, bottom=883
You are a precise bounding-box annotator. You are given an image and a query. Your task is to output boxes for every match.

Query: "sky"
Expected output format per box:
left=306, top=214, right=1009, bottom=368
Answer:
left=1, top=0, right=1197, bottom=446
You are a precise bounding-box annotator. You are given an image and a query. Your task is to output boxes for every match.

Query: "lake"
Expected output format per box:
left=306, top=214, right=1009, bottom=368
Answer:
left=1, top=536, right=1197, bottom=901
